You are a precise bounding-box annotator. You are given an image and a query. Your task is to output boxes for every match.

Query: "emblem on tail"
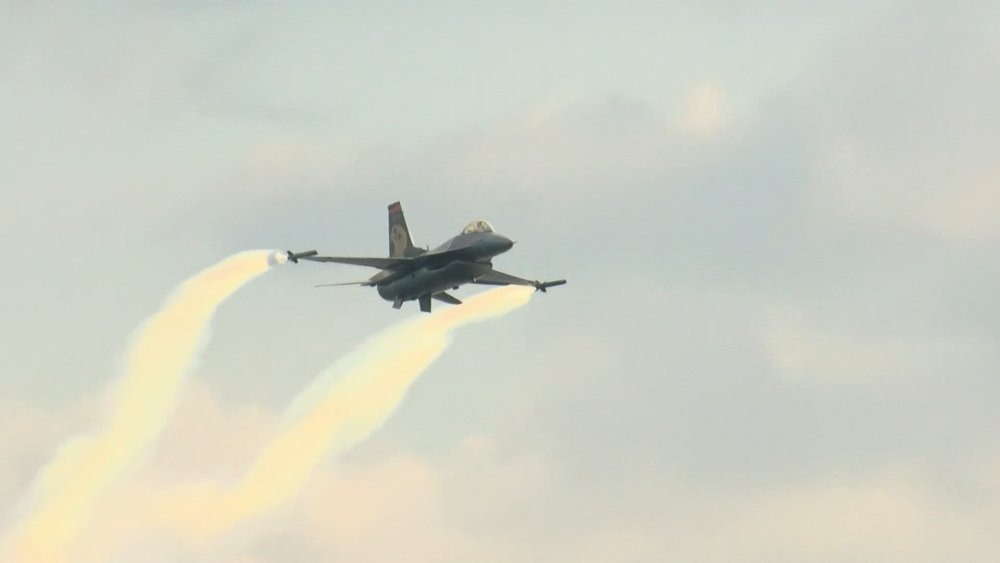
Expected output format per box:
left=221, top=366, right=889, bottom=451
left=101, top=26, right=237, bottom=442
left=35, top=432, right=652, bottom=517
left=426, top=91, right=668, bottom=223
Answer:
left=388, top=201, right=420, bottom=257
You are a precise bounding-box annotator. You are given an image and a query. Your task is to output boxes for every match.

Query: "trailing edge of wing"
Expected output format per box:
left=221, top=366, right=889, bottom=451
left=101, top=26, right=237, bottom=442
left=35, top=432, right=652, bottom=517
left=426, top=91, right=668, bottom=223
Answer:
left=474, top=270, right=567, bottom=292
left=302, top=256, right=407, bottom=269
left=472, top=269, right=537, bottom=287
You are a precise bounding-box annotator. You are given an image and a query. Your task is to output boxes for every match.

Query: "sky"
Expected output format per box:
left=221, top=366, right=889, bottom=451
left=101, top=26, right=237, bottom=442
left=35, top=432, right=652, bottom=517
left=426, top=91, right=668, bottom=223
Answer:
left=2, top=0, right=999, bottom=561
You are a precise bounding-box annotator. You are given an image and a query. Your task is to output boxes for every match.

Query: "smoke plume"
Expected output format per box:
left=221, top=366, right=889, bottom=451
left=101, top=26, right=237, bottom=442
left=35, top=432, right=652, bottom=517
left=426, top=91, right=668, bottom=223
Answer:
left=1, top=250, right=282, bottom=563
left=155, top=285, right=534, bottom=543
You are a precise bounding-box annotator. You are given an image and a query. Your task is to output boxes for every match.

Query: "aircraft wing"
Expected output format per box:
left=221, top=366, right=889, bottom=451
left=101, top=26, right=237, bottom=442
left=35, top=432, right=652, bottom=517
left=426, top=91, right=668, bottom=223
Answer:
left=473, top=270, right=537, bottom=287
left=473, top=270, right=567, bottom=292
left=301, top=256, right=408, bottom=269
left=301, top=247, right=470, bottom=271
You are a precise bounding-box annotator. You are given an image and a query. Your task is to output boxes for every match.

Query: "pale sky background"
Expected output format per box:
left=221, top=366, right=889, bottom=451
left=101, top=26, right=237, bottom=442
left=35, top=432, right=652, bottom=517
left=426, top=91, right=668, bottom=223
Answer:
left=2, top=1, right=1000, bottom=561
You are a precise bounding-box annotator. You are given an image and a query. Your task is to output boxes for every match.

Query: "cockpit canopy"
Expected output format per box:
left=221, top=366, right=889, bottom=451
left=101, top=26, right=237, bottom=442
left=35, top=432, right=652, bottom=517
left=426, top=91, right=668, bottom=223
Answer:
left=461, top=220, right=495, bottom=234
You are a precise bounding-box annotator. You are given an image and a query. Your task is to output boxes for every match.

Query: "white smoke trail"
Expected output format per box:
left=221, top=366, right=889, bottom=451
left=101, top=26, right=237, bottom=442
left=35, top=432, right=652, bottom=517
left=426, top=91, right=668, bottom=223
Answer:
left=156, top=285, right=534, bottom=543
left=1, top=250, right=283, bottom=563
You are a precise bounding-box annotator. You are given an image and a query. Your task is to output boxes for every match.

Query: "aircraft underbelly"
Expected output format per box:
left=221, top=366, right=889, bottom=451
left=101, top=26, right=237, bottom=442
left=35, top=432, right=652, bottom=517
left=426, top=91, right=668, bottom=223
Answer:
left=377, top=261, right=489, bottom=301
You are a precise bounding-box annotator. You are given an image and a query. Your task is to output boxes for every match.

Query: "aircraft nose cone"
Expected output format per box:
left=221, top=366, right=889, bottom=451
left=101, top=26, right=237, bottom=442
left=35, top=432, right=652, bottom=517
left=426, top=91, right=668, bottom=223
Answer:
left=490, top=236, right=514, bottom=254
left=480, top=234, right=514, bottom=256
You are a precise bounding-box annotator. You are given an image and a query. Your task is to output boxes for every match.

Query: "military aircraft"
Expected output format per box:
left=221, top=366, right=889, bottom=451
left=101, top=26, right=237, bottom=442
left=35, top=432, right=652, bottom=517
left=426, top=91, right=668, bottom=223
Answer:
left=288, top=201, right=565, bottom=312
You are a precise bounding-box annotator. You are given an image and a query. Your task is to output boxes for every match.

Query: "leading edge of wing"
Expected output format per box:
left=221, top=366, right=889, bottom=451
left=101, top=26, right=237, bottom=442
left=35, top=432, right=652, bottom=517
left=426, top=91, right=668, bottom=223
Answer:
left=301, top=255, right=408, bottom=269
left=302, top=247, right=469, bottom=270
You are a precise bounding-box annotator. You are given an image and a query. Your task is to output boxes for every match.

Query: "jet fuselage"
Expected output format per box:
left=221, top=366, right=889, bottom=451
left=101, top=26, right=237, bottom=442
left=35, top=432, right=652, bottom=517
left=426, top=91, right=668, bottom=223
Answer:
left=375, top=231, right=513, bottom=303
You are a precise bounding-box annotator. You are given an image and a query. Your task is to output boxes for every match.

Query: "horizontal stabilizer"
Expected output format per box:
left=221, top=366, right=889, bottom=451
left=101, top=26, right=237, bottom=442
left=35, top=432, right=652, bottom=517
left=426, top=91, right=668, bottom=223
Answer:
left=432, top=292, right=462, bottom=305
left=315, top=280, right=372, bottom=287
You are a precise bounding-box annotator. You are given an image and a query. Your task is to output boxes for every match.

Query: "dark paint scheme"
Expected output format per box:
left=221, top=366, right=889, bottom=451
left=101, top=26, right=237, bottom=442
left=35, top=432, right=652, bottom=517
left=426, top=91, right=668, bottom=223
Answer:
left=290, top=202, right=565, bottom=312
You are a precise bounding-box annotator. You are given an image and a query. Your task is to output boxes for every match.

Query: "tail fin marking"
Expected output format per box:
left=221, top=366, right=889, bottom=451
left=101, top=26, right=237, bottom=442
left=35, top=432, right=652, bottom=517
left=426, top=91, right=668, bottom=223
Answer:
left=388, top=201, right=419, bottom=258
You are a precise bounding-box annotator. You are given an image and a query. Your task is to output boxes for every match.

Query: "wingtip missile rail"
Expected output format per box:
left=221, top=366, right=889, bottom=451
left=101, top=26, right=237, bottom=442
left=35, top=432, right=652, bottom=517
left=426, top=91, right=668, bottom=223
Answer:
left=286, top=250, right=319, bottom=264
left=533, top=279, right=567, bottom=292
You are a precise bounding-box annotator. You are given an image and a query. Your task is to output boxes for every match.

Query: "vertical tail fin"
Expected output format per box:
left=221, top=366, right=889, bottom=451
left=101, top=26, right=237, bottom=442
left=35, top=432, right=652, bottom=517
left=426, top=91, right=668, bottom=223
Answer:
left=388, top=201, right=418, bottom=257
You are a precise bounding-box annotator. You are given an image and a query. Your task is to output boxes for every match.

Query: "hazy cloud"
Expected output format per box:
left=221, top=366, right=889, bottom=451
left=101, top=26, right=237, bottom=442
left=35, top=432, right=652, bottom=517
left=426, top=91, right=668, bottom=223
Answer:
left=3, top=0, right=999, bottom=561
left=799, top=1, right=1000, bottom=240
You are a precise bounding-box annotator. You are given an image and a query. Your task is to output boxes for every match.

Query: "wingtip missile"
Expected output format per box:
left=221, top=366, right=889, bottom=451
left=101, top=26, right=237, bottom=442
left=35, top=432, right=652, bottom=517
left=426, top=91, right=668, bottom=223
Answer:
left=534, top=279, right=567, bottom=292
left=286, top=250, right=319, bottom=264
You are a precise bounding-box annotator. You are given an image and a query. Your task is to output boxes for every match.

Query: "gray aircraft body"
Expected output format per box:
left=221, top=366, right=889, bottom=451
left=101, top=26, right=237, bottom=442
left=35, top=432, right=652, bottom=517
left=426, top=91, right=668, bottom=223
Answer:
left=287, top=201, right=565, bottom=312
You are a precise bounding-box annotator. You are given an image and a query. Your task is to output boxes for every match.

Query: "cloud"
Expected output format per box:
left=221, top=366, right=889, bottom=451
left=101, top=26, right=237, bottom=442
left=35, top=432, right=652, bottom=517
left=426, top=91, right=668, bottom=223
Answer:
left=0, top=401, right=98, bottom=525
left=188, top=93, right=708, bottom=215
left=798, top=2, right=1000, bottom=240
left=678, top=81, right=729, bottom=136
left=661, top=469, right=999, bottom=562
left=104, top=448, right=1000, bottom=562
left=4, top=345, right=999, bottom=563
left=759, top=302, right=992, bottom=384
left=143, top=383, right=275, bottom=483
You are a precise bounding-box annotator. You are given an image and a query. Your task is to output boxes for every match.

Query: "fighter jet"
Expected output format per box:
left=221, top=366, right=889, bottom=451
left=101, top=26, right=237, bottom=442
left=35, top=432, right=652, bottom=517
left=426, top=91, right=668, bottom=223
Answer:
left=290, top=201, right=565, bottom=312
